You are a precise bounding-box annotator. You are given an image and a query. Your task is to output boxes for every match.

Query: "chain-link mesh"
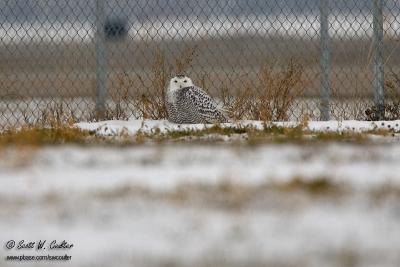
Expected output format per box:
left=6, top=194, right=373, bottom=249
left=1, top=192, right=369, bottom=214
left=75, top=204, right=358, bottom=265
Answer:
left=0, top=0, right=399, bottom=128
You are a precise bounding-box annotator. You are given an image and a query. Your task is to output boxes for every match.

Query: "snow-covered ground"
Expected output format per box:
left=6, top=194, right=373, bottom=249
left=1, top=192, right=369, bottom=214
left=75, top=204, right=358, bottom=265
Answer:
left=75, top=119, right=400, bottom=136
left=1, top=139, right=400, bottom=266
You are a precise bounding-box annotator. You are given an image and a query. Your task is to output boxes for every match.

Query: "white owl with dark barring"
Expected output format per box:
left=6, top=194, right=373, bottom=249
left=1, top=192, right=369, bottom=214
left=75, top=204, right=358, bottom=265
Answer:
left=165, top=75, right=229, bottom=124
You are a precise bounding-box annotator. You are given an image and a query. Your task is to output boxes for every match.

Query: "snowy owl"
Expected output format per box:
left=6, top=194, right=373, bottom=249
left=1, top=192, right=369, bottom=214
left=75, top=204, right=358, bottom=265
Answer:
left=165, top=75, right=229, bottom=124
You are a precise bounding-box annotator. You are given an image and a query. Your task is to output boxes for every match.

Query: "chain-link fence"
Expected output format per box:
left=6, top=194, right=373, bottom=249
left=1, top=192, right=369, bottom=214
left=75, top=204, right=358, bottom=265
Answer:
left=0, top=0, right=399, bottom=128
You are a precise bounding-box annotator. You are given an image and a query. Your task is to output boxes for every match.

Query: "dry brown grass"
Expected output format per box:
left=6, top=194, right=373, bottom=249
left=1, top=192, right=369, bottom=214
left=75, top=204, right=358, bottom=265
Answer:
left=21, top=103, right=77, bottom=127
left=218, top=59, right=306, bottom=121
left=365, top=71, right=400, bottom=121
left=384, top=71, right=400, bottom=119
left=0, top=126, right=92, bottom=147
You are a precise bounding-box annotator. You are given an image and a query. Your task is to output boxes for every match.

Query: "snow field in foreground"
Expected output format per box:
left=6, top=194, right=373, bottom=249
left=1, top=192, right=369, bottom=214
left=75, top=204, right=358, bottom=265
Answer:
left=1, top=143, right=400, bottom=267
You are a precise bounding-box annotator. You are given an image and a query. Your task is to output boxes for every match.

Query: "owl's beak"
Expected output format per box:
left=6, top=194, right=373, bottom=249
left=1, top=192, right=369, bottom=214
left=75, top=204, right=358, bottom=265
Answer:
left=179, top=85, right=182, bottom=89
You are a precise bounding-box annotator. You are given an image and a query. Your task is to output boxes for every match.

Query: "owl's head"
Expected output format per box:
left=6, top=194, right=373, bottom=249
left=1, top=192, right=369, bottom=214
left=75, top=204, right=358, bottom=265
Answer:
left=168, top=75, right=194, bottom=91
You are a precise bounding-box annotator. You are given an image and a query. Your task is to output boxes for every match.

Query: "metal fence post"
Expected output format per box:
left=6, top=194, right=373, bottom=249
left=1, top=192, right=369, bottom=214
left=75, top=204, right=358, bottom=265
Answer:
left=95, top=0, right=107, bottom=119
left=319, top=0, right=331, bottom=121
left=372, top=0, right=385, bottom=120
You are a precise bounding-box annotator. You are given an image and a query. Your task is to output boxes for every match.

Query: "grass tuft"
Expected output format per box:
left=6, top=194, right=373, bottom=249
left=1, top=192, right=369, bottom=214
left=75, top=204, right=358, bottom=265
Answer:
left=218, top=59, right=306, bottom=121
left=365, top=71, right=400, bottom=121
left=0, top=126, right=93, bottom=146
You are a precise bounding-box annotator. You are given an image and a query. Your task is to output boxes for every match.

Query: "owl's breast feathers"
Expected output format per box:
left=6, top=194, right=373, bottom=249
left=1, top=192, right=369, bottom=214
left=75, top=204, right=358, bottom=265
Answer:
left=166, top=86, right=228, bottom=124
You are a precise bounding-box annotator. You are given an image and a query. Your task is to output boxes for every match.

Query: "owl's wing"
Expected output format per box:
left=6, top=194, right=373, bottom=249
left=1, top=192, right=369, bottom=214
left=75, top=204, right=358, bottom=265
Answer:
left=182, top=86, right=228, bottom=122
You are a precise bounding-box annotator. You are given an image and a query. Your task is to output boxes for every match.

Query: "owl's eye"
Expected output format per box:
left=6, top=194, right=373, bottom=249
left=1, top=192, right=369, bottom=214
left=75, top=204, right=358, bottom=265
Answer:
left=184, top=80, right=187, bottom=83
left=174, top=80, right=178, bottom=83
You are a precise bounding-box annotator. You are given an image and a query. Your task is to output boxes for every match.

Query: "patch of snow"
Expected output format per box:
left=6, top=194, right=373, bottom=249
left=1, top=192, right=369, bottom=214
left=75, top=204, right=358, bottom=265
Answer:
left=74, top=119, right=400, bottom=136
